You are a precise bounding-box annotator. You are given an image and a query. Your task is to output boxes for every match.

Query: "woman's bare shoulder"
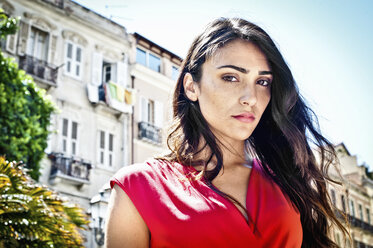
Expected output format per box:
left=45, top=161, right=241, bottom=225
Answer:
left=105, top=183, right=149, bottom=248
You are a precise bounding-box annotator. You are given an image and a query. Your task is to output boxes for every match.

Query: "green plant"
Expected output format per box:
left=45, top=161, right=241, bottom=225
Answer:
left=0, top=9, right=56, bottom=180
left=0, top=9, right=19, bottom=38
left=0, top=156, right=89, bottom=247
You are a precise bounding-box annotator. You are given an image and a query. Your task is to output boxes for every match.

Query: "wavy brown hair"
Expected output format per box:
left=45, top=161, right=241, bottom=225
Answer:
left=162, top=17, right=349, bottom=247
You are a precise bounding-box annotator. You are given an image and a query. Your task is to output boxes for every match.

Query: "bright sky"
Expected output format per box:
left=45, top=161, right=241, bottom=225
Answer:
left=73, top=0, right=373, bottom=170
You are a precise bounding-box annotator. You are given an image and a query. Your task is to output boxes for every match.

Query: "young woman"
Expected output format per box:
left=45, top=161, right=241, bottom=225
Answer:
left=105, top=18, right=348, bottom=248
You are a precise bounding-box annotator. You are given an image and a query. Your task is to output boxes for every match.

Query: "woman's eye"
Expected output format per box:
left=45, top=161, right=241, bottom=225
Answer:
left=222, top=75, right=238, bottom=82
left=257, top=79, right=271, bottom=87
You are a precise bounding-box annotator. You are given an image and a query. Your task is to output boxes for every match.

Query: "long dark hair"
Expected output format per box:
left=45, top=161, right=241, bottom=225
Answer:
left=163, top=17, right=348, bottom=247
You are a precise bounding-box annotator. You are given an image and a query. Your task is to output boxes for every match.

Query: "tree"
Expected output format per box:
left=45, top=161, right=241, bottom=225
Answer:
left=0, top=156, right=89, bottom=247
left=0, top=9, right=56, bottom=180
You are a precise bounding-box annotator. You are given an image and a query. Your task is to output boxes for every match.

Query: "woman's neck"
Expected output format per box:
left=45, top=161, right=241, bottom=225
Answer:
left=194, top=136, right=248, bottom=170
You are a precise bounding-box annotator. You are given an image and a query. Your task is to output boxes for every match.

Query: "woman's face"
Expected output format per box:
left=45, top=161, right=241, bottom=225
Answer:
left=192, top=39, right=272, bottom=144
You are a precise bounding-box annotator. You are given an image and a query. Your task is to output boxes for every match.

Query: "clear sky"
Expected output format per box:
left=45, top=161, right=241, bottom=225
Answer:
left=73, top=0, right=373, bottom=170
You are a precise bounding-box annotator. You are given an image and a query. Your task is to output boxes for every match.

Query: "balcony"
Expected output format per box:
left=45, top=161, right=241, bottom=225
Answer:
left=354, top=240, right=373, bottom=248
left=138, top=121, right=162, bottom=144
left=87, top=82, right=133, bottom=115
left=335, top=210, right=373, bottom=233
left=48, top=153, right=91, bottom=186
left=19, top=55, right=58, bottom=87
left=41, top=0, right=64, bottom=9
left=348, top=214, right=373, bottom=233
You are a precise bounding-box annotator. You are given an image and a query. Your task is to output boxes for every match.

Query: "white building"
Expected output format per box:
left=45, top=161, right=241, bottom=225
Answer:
left=1, top=0, right=182, bottom=246
left=129, top=32, right=182, bottom=163
left=1, top=0, right=133, bottom=246
left=329, top=143, right=373, bottom=247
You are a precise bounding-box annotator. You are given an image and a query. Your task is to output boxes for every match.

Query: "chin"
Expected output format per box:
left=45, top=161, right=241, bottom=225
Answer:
left=236, top=128, right=255, bottom=140
left=231, top=132, right=253, bottom=141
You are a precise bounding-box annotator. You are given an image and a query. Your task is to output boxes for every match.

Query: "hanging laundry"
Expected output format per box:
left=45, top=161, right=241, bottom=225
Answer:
left=103, top=83, right=110, bottom=105
left=125, top=88, right=135, bottom=105
left=108, top=81, right=117, bottom=100
left=116, top=84, right=125, bottom=102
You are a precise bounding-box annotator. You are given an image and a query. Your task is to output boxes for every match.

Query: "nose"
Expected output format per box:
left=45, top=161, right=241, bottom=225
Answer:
left=239, top=85, right=257, bottom=107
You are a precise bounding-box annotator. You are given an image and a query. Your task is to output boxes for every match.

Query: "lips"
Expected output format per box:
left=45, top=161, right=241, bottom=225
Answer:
left=232, top=113, right=255, bottom=123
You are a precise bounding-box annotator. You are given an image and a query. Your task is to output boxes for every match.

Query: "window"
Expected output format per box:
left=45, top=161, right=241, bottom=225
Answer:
left=27, top=27, right=49, bottom=61
left=341, top=195, right=346, bottom=212
left=330, top=189, right=336, bottom=206
left=61, top=118, right=78, bottom=156
left=136, top=48, right=146, bottom=66
left=98, top=130, right=114, bottom=167
left=109, top=133, right=114, bottom=166
left=103, top=63, right=112, bottom=82
left=147, top=99, right=155, bottom=124
left=99, top=131, right=105, bottom=164
left=148, top=53, right=161, bottom=72
left=65, top=42, right=83, bottom=78
left=102, top=62, right=117, bottom=84
left=358, top=204, right=363, bottom=220
left=140, top=97, right=164, bottom=128
left=141, top=97, right=153, bottom=124
left=102, top=62, right=117, bottom=83
left=172, top=66, right=179, bottom=80
left=366, top=208, right=371, bottom=224
left=349, top=200, right=355, bottom=217
left=136, top=47, right=161, bottom=72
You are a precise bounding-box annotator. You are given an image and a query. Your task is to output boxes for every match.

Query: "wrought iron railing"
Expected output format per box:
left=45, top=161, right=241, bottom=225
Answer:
left=19, top=55, right=58, bottom=86
left=41, top=0, right=64, bottom=9
left=138, top=122, right=162, bottom=144
left=348, top=214, right=373, bottom=233
left=335, top=210, right=373, bottom=233
left=49, top=153, right=91, bottom=181
left=354, top=240, right=373, bottom=248
left=54, top=0, right=64, bottom=9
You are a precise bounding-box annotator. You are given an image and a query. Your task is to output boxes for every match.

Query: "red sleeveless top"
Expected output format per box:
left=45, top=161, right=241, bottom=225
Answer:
left=110, top=159, right=302, bottom=247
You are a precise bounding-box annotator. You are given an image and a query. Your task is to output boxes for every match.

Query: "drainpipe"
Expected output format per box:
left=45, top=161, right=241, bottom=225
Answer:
left=122, top=113, right=128, bottom=167
left=131, top=75, right=135, bottom=164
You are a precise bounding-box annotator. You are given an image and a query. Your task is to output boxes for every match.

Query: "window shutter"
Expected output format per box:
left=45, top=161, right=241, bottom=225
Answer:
left=140, top=96, right=148, bottom=122
left=50, top=34, right=58, bottom=64
left=87, top=84, right=99, bottom=103
left=18, top=21, right=29, bottom=55
left=154, top=100, right=164, bottom=128
left=116, top=61, right=126, bottom=86
left=91, top=52, right=103, bottom=86
left=6, top=33, right=17, bottom=54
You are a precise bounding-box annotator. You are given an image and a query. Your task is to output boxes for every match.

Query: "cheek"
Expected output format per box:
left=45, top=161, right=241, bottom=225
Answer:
left=198, top=82, right=221, bottom=111
left=258, top=93, right=271, bottom=113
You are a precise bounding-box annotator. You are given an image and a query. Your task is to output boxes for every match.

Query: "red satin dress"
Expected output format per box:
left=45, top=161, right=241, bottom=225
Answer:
left=110, top=159, right=302, bottom=247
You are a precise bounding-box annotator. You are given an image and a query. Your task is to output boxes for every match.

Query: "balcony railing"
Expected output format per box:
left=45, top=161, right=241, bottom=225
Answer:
left=354, top=240, right=373, bottom=248
left=42, top=0, right=64, bottom=9
left=19, top=55, right=58, bottom=86
left=349, top=214, right=373, bottom=233
left=335, top=210, right=373, bottom=233
left=49, top=153, right=91, bottom=184
left=138, top=122, right=162, bottom=144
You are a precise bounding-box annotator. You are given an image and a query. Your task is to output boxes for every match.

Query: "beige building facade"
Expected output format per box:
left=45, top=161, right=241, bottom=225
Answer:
left=129, top=32, right=182, bottom=163
left=329, top=143, right=373, bottom=248
left=1, top=0, right=182, bottom=246
left=1, top=0, right=134, bottom=246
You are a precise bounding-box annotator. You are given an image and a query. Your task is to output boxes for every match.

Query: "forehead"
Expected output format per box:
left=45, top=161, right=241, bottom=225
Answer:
left=207, top=39, right=270, bottom=69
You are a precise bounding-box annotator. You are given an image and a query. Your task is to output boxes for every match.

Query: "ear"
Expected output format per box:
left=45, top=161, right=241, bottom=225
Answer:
left=183, top=73, right=199, bottom=102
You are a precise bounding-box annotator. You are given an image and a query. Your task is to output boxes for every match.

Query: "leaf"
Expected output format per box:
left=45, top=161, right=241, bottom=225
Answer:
left=0, top=156, right=89, bottom=247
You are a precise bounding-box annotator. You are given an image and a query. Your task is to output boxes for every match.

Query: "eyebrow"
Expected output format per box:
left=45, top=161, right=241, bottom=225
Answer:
left=216, top=65, right=273, bottom=75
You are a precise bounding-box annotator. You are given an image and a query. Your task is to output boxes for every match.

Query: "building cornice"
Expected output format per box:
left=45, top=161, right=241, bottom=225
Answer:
left=133, top=32, right=183, bottom=63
